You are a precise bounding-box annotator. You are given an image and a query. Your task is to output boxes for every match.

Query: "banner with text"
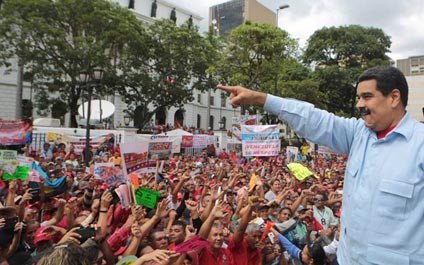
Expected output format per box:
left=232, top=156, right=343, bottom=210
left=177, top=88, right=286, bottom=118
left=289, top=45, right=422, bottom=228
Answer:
left=0, top=119, right=33, bottom=146
left=232, top=115, right=257, bottom=144
left=181, top=135, right=215, bottom=149
left=241, top=125, right=280, bottom=157
left=121, top=135, right=171, bottom=176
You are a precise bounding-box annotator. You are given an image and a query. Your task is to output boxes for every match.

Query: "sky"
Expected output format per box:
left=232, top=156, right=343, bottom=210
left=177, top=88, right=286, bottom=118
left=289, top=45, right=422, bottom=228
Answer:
left=171, top=0, right=424, bottom=62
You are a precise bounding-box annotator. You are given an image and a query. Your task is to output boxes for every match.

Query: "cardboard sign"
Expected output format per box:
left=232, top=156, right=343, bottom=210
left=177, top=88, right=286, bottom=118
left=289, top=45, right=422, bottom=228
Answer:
left=0, top=150, right=18, bottom=175
left=2, top=166, right=29, bottom=181
left=134, top=187, right=161, bottom=209
left=173, top=235, right=209, bottom=253
left=287, top=163, right=319, bottom=180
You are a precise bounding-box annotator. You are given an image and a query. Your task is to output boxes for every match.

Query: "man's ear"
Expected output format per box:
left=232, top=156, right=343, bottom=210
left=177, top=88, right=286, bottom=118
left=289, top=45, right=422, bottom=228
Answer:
left=390, top=89, right=402, bottom=108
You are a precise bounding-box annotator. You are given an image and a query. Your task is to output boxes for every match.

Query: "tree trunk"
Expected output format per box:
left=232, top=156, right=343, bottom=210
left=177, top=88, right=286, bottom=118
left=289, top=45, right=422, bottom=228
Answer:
left=69, top=97, right=79, bottom=128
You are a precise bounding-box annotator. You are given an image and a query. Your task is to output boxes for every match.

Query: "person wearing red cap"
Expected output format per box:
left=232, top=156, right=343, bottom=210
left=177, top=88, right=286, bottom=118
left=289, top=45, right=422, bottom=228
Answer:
left=32, top=226, right=54, bottom=256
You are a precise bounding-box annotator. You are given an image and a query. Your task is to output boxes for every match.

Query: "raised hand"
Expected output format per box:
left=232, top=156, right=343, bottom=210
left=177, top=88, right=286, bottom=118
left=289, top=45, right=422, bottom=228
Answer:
left=137, top=249, right=179, bottom=264
left=185, top=225, right=197, bottom=240
left=155, top=199, right=170, bottom=219
left=58, top=227, right=81, bottom=245
left=131, top=222, right=142, bottom=239
left=100, top=190, right=113, bottom=210
left=212, top=201, right=228, bottom=219
left=185, top=199, right=198, bottom=213
left=216, top=85, right=267, bottom=108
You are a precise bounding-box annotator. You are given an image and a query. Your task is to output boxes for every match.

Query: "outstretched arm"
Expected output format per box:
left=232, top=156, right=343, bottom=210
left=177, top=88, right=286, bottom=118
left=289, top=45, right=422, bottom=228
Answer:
left=217, top=85, right=267, bottom=108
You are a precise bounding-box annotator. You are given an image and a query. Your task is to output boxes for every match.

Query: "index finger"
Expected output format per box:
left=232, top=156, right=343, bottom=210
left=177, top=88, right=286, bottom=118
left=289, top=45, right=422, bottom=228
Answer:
left=216, top=84, right=235, bottom=93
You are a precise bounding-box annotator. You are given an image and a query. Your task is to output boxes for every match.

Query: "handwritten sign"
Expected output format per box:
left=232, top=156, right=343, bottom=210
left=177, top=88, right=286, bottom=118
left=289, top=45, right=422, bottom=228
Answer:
left=287, top=163, right=319, bottom=180
left=241, top=125, right=280, bottom=157
left=134, top=187, right=161, bottom=209
left=96, top=163, right=126, bottom=187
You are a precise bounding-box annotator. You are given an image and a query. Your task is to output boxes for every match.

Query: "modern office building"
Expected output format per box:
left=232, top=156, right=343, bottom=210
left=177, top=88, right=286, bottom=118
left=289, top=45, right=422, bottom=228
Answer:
left=397, top=55, right=424, bottom=76
left=209, top=0, right=277, bottom=36
left=397, top=56, right=424, bottom=122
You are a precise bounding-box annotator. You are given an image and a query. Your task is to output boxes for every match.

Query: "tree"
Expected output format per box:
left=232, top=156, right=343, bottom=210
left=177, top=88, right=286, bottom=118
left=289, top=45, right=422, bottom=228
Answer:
left=303, top=25, right=392, bottom=116
left=217, top=21, right=298, bottom=114
left=0, top=0, right=144, bottom=127
left=115, top=20, right=216, bottom=129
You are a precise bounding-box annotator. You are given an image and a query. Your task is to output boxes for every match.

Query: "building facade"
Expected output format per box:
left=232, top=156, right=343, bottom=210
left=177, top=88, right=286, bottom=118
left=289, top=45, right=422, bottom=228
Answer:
left=397, top=55, right=424, bottom=76
left=0, top=0, right=239, bottom=131
left=209, top=0, right=277, bottom=37
left=397, top=56, right=424, bottom=122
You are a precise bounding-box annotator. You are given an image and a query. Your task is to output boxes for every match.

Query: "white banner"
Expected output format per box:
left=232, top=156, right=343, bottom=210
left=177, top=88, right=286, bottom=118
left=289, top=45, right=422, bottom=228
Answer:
left=286, top=146, right=299, bottom=163
left=121, top=135, right=172, bottom=176
left=193, top=135, right=214, bottom=149
left=232, top=115, right=257, bottom=144
left=241, top=125, right=280, bottom=157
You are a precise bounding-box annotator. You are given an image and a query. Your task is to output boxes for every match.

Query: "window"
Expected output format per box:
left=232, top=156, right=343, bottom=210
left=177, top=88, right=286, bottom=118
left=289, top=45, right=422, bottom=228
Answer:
left=209, top=115, right=214, bottom=130
left=210, top=96, right=215, bottom=106
left=197, top=114, right=201, bottom=129
left=221, top=92, right=226, bottom=107
left=197, top=94, right=201, bottom=104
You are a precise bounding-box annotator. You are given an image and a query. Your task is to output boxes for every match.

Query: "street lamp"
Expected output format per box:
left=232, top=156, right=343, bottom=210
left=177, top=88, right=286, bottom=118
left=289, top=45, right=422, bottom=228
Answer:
left=124, top=115, right=131, bottom=127
left=79, top=68, right=104, bottom=164
left=218, top=118, right=225, bottom=130
left=276, top=4, right=290, bottom=28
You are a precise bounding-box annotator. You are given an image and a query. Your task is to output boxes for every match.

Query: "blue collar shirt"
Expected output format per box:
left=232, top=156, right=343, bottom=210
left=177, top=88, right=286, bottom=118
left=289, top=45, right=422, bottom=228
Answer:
left=264, top=94, right=424, bottom=265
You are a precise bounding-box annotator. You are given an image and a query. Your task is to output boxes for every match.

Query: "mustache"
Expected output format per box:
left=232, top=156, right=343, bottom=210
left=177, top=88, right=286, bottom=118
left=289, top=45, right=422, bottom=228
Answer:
left=359, top=107, right=371, bottom=116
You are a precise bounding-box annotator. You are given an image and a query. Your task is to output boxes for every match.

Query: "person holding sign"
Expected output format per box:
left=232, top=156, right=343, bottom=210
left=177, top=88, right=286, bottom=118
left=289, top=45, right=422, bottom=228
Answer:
left=218, top=66, right=424, bottom=264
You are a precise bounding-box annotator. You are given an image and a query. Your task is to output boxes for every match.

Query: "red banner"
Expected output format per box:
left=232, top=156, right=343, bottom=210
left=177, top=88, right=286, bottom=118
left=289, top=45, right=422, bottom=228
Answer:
left=0, top=119, right=33, bottom=145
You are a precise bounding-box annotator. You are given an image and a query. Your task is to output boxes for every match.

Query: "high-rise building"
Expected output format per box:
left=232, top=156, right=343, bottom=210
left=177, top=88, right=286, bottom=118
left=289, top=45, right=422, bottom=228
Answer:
left=209, top=0, right=276, bottom=36
left=397, top=56, right=424, bottom=122
left=397, top=55, right=424, bottom=76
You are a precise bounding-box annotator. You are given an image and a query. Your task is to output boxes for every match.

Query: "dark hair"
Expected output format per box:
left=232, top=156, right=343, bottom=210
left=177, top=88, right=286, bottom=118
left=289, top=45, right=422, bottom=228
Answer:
left=316, top=191, right=328, bottom=201
left=279, top=207, right=292, bottom=214
left=308, top=242, right=326, bottom=265
left=171, top=220, right=187, bottom=230
left=148, top=228, right=165, bottom=242
left=357, top=66, right=408, bottom=107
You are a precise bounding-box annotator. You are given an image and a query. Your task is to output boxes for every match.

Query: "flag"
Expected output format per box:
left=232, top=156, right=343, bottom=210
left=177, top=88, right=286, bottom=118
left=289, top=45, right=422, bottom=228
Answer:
left=260, top=221, right=275, bottom=242
left=32, top=162, right=67, bottom=197
left=174, top=120, right=181, bottom=129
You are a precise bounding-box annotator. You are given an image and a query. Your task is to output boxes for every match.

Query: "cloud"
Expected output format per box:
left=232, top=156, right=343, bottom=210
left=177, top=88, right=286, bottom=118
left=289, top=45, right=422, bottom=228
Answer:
left=171, top=0, right=424, bottom=61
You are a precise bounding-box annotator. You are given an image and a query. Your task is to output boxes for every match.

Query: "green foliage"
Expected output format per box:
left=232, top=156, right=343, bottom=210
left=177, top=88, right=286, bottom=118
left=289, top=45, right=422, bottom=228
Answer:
left=303, top=25, right=392, bottom=116
left=116, top=19, right=217, bottom=129
left=216, top=21, right=299, bottom=115
left=219, top=21, right=297, bottom=88
left=0, top=0, right=143, bottom=127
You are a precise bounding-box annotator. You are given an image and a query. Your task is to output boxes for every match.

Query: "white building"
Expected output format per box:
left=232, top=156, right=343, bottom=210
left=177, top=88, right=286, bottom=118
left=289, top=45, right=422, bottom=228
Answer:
left=0, top=0, right=240, bottom=132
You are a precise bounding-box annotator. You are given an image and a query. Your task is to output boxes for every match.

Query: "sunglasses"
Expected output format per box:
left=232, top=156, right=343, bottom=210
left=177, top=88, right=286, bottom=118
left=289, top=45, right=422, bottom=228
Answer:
left=314, top=198, right=324, bottom=202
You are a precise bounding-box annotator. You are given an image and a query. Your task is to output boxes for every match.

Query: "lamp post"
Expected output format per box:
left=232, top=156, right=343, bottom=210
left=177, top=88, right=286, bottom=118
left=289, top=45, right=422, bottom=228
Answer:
left=79, top=68, right=104, bottom=164
left=124, top=115, right=131, bottom=127
left=276, top=4, right=290, bottom=28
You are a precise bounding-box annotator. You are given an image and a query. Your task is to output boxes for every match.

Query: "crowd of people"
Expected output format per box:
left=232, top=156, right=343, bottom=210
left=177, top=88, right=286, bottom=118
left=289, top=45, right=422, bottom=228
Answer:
left=2, top=65, right=418, bottom=265
left=0, top=137, right=344, bottom=265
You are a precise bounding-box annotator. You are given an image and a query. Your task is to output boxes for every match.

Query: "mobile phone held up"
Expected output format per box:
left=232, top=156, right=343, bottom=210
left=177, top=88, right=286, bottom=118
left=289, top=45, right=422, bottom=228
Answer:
left=28, top=181, right=41, bottom=204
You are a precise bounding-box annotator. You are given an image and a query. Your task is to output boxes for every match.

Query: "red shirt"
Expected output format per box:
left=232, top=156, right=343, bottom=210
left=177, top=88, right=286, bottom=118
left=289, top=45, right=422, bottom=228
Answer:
left=199, top=245, right=233, bottom=265
left=228, top=236, right=261, bottom=265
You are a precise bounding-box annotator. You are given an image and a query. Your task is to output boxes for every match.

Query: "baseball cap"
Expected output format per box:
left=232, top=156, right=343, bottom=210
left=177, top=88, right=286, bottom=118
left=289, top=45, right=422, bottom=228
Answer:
left=78, top=181, right=90, bottom=190
left=34, top=226, right=53, bottom=244
left=256, top=204, right=270, bottom=211
left=297, top=205, right=307, bottom=212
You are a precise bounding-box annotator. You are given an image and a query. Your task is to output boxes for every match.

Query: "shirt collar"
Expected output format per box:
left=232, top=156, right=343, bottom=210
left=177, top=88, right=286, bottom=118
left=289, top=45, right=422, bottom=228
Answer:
left=389, top=112, right=414, bottom=140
